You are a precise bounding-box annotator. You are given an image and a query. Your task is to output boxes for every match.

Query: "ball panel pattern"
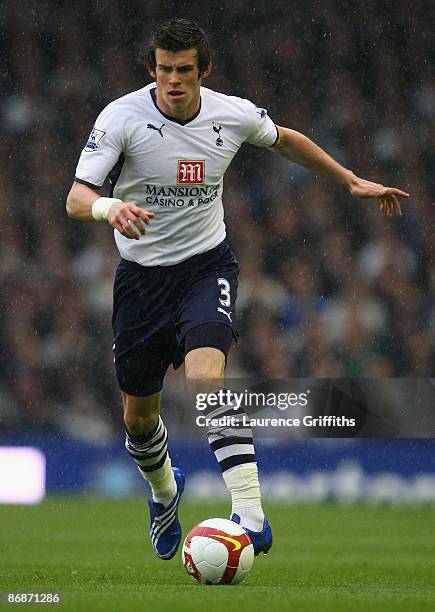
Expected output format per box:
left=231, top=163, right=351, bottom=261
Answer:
left=182, top=518, right=254, bottom=585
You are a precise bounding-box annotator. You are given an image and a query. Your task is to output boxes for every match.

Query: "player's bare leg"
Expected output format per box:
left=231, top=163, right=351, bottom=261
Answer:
left=123, top=390, right=184, bottom=560
left=185, top=347, right=272, bottom=555
left=123, top=390, right=160, bottom=435
left=184, top=346, right=225, bottom=380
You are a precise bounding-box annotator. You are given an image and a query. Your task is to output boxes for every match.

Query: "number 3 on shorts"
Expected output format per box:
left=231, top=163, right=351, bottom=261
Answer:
left=217, top=277, right=231, bottom=307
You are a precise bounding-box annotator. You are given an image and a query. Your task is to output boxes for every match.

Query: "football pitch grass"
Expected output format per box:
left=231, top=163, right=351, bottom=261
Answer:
left=1, top=498, right=434, bottom=611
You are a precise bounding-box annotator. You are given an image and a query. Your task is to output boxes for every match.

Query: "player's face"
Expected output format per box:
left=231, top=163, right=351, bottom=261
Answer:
left=151, top=48, right=211, bottom=120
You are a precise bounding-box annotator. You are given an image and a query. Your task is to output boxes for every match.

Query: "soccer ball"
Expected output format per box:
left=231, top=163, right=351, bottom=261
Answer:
left=182, top=518, right=254, bottom=585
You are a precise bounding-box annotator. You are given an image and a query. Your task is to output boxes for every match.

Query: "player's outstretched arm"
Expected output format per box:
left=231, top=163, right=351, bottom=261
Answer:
left=66, top=182, right=154, bottom=240
left=270, top=126, right=410, bottom=216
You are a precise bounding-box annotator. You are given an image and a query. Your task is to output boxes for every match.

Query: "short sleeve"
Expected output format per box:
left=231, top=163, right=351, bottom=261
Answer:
left=74, top=102, right=125, bottom=188
left=242, top=99, right=279, bottom=148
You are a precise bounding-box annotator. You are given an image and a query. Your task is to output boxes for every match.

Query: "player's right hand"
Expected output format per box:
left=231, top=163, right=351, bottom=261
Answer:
left=107, top=202, right=155, bottom=240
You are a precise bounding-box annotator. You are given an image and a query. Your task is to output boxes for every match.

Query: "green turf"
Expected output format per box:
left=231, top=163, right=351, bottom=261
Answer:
left=0, top=498, right=434, bottom=611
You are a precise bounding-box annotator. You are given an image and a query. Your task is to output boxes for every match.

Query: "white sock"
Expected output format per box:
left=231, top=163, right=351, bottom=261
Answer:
left=146, top=455, right=177, bottom=507
left=234, top=506, right=265, bottom=532
left=223, top=464, right=265, bottom=531
left=124, top=418, right=177, bottom=507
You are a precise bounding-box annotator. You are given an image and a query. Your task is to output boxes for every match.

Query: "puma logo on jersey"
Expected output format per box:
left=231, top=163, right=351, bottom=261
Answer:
left=212, top=121, right=223, bottom=147
left=147, top=123, right=165, bottom=137
left=217, top=307, right=232, bottom=322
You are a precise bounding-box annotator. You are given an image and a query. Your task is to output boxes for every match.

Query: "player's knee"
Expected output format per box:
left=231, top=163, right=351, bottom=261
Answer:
left=186, top=363, right=219, bottom=380
left=185, top=348, right=225, bottom=380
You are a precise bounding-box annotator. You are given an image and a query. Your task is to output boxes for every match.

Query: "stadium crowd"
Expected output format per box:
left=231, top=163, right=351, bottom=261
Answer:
left=0, top=0, right=433, bottom=439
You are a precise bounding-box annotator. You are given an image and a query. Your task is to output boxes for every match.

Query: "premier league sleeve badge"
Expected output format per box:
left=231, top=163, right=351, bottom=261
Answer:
left=84, top=127, right=106, bottom=152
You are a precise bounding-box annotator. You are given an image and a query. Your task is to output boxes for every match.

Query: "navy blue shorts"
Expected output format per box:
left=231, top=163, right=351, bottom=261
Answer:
left=112, top=240, right=239, bottom=397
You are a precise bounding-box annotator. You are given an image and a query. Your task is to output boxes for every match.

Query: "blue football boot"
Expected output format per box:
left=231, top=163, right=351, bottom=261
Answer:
left=231, top=512, right=273, bottom=556
left=148, top=467, right=185, bottom=560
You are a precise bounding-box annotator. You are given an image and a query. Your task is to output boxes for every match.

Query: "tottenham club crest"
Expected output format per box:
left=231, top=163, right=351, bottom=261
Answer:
left=212, top=121, right=223, bottom=147
left=84, top=127, right=106, bottom=152
left=255, top=106, right=267, bottom=118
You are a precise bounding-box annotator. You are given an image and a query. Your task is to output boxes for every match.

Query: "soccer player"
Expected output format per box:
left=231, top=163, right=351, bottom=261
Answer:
left=66, top=19, right=409, bottom=560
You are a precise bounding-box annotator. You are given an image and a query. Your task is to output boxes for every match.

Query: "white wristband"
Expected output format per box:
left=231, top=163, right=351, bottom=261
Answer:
left=91, top=197, right=122, bottom=221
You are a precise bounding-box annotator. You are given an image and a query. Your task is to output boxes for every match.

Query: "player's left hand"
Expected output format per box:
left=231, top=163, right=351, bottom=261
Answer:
left=348, top=176, right=410, bottom=216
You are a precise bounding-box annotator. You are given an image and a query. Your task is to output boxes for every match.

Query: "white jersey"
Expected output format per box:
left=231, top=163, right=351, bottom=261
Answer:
left=75, top=83, right=278, bottom=266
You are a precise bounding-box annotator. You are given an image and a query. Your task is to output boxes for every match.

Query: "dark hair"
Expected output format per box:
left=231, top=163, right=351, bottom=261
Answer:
left=145, top=19, right=211, bottom=74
